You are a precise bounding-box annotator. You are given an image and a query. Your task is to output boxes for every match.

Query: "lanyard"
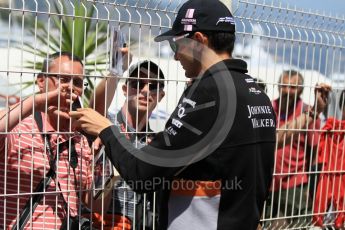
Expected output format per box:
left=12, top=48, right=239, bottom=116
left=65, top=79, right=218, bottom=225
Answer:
left=12, top=112, right=78, bottom=230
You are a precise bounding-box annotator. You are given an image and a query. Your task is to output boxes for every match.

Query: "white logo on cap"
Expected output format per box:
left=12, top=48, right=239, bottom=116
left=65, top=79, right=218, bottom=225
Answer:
left=181, top=8, right=196, bottom=31
left=184, top=25, right=193, bottom=31
left=185, top=9, right=195, bottom=19
left=216, top=17, right=235, bottom=25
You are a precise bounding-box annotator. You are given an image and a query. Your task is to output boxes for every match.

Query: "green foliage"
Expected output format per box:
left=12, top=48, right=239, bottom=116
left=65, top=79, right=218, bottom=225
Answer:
left=22, top=0, right=109, bottom=102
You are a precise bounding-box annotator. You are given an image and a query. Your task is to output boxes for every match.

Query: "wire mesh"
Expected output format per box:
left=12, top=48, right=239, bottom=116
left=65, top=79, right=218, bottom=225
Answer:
left=233, top=1, right=345, bottom=229
left=0, top=0, right=344, bottom=229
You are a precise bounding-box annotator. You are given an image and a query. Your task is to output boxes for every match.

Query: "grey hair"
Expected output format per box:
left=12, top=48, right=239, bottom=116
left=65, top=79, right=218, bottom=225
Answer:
left=278, top=70, right=304, bottom=86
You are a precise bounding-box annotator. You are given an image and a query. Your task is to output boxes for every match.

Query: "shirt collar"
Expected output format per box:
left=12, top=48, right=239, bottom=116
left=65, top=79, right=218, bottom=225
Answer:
left=202, top=59, right=248, bottom=81
left=222, top=59, right=248, bottom=73
left=40, top=112, right=76, bottom=144
left=117, top=109, right=152, bottom=133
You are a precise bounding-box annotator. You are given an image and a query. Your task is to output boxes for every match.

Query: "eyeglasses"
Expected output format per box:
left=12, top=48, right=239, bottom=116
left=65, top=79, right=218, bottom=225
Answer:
left=46, top=74, right=88, bottom=88
left=128, top=79, right=164, bottom=91
left=168, top=33, right=194, bottom=53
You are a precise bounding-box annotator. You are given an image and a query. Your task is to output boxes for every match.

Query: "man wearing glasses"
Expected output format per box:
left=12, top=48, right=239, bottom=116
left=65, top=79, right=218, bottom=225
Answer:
left=71, top=0, right=276, bottom=229
left=0, top=52, right=92, bottom=229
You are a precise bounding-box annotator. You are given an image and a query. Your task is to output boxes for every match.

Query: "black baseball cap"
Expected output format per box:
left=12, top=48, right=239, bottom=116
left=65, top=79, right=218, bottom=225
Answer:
left=126, top=60, right=165, bottom=88
left=154, top=0, right=235, bottom=42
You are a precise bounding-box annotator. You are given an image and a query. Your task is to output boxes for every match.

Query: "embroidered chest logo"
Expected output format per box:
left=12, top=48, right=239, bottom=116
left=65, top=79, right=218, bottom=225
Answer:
left=177, top=104, right=187, bottom=119
left=249, top=87, right=261, bottom=95
left=245, top=78, right=255, bottom=83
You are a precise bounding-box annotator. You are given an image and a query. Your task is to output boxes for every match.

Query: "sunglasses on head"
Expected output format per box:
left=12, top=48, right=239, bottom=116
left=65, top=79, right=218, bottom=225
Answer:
left=168, top=32, right=194, bottom=53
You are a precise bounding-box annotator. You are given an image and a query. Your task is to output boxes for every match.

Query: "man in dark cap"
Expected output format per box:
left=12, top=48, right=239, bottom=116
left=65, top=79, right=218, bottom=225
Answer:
left=89, top=60, right=165, bottom=229
left=71, top=0, right=276, bottom=229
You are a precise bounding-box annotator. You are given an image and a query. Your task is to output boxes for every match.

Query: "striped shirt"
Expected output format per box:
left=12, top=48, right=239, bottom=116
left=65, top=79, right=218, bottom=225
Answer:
left=0, top=113, right=92, bottom=229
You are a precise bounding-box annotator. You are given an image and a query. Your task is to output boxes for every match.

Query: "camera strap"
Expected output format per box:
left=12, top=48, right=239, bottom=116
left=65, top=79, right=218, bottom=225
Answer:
left=12, top=112, right=79, bottom=230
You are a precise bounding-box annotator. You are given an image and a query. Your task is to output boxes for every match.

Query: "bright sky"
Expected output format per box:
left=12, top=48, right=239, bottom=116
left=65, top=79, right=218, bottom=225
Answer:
left=275, top=0, right=345, bottom=16
left=231, top=0, right=345, bottom=17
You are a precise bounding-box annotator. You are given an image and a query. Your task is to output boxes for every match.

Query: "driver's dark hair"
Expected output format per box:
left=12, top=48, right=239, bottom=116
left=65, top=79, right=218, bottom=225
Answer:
left=201, top=31, right=236, bottom=56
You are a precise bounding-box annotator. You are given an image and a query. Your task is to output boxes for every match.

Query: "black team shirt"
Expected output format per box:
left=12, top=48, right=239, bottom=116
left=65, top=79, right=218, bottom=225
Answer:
left=100, top=59, right=276, bottom=230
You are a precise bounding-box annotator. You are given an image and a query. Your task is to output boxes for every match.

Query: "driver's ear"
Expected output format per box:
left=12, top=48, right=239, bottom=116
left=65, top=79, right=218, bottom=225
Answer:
left=193, top=32, right=208, bottom=52
left=194, top=32, right=207, bottom=44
